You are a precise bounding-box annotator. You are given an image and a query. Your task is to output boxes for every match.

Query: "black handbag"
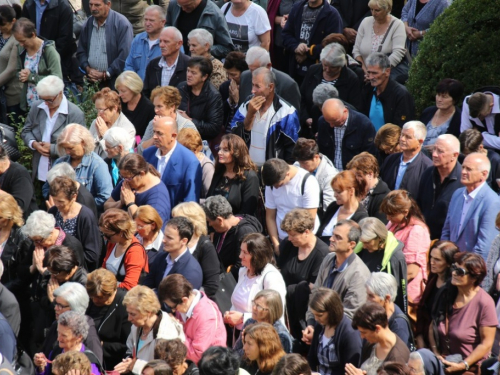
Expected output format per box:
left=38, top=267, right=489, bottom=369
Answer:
left=12, top=344, right=35, bottom=375
left=215, top=270, right=237, bottom=314
left=68, top=1, right=87, bottom=41
left=0, top=123, right=21, bottom=162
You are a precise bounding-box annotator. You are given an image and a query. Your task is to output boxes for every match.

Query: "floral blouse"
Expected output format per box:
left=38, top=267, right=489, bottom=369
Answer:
left=25, top=44, right=43, bottom=107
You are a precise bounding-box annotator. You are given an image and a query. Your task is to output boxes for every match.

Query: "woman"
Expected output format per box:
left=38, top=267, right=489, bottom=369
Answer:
left=154, top=339, right=198, bottom=375
left=34, top=311, right=100, bottom=375
left=133, top=205, right=164, bottom=269
left=103, top=127, right=134, bottom=187
left=89, top=88, right=136, bottom=158
left=206, top=134, right=260, bottom=216
left=158, top=274, right=226, bottom=363
left=187, top=29, right=228, bottom=89
left=316, top=170, right=368, bottom=243
left=114, top=285, right=185, bottom=375
left=415, top=241, right=458, bottom=349
left=345, top=302, right=410, bottom=375
left=115, top=71, right=155, bottom=138
left=103, top=153, right=171, bottom=225
left=486, top=213, right=500, bottom=293
left=233, top=290, right=293, bottom=355
left=86, top=268, right=132, bottom=370
left=420, top=79, right=464, bottom=143
left=52, top=351, right=92, bottom=375
left=273, top=354, right=312, bottom=375
left=178, top=57, right=224, bottom=143
left=177, top=128, right=214, bottom=199
left=138, top=86, right=197, bottom=154
left=220, top=51, right=248, bottom=132
left=100, top=208, right=148, bottom=291
left=278, top=209, right=329, bottom=339
left=241, top=322, right=285, bottom=375
left=13, top=17, right=62, bottom=111
left=220, top=0, right=270, bottom=53
left=21, top=75, right=85, bottom=182
left=352, top=0, right=407, bottom=80
left=374, top=124, right=401, bottom=165
left=380, top=190, right=430, bottom=307
left=50, top=124, right=113, bottom=210
left=431, top=252, right=497, bottom=373
left=47, top=176, right=101, bottom=271
left=308, top=288, right=362, bottom=375
left=347, top=152, right=390, bottom=223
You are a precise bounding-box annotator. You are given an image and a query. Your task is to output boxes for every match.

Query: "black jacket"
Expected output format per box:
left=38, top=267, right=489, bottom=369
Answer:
left=420, top=106, right=462, bottom=138
left=1, top=161, right=38, bottom=221
left=192, top=236, right=220, bottom=301
left=331, top=0, right=370, bottom=30
left=178, top=80, right=224, bottom=141
left=361, top=79, right=415, bottom=127
left=316, top=203, right=368, bottom=243
left=367, top=179, right=391, bottom=224
left=143, top=52, right=190, bottom=99
left=1, top=226, right=33, bottom=295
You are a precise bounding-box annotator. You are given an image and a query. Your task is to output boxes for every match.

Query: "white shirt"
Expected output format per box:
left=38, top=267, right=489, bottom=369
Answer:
left=138, top=230, right=164, bottom=252
left=249, top=106, right=275, bottom=167
left=163, top=247, right=188, bottom=278
left=106, top=244, right=126, bottom=277
left=461, top=93, right=500, bottom=150
left=321, top=210, right=354, bottom=237
left=180, top=289, right=201, bottom=322
left=155, top=141, right=177, bottom=177
left=459, top=182, right=486, bottom=233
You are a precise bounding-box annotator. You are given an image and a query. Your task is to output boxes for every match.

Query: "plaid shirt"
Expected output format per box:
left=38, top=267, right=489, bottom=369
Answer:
left=158, top=55, right=178, bottom=87
left=88, top=19, right=108, bottom=72
left=317, top=328, right=339, bottom=375
left=333, top=112, right=349, bottom=171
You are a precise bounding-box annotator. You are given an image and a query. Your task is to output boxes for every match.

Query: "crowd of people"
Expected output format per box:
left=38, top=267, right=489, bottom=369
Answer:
left=0, top=0, right=499, bottom=375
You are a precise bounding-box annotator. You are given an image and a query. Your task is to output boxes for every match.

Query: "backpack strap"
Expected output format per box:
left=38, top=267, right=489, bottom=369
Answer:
left=223, top=2, right=231, bottom=15
left=83, top=350, right=105, bottom=375
left=301, top=173, right=311, bottom=195
left=392, top=313, right=416, bottom=351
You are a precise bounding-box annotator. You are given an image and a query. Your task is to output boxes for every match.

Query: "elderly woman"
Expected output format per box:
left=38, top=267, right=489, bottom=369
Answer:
left=374, top=124, right=401, bottom=164
left=103, top=153, right=171, bottom=224
left=188, top=29, right=227, bottom=89
left=13, top=17, right=62, bottom=111
left=86, top=269, right=131, bottom=369
left=48, top=124, right=113, bottom=210
left=103, top=127, right=134, bottom=187
left=100, top=209, right=148, bottom=291
left=116, top=71, right=155, bottom=138
left=34, top=311, right=100, bottom=375
left=431, top=252, right=497, bottom=374
left=352, top=0, right=407, bottom=80
left=89, top=88, right=136, bottom=158
left=354, top=217, right=407, bottom=313
left=114, top=285, right=185, bottom=375
left=133, top=205, right=164, bottom=269
left=407, top=349, right=445, bottom=375
left=347, top=152, right=390, bottom=223
left=21, top=75, right=85, bottom=182
left=177, top=128, right=214, bottom=199
left=47, top=176, right=101, bottom=271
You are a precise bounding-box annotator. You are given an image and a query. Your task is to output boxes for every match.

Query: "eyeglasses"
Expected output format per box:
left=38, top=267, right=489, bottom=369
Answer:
left=54, top=302, right=70, bottom=309
left=166, top=301, right=179, bottom=312
left=31, top=237, right=46, bottom=245
left=48, top=269, right=62, bottom=276
left=119, top=173, right=140, bottom=182
left=451, top=264, right=469, bottom=277
left=136, top=222, right=152, bottom=230
left=101, top=231, right=118, bottom=240
left=252, top=301, right=269, bottom=312
left=96, top=107, right=110, bottom=113
left=40, top=93, right=60, bottom=104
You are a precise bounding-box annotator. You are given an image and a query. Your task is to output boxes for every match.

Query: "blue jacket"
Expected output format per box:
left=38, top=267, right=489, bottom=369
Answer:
left=124, top=31, right=162, bottom=81
left=143, top=144, right=202, bottom=207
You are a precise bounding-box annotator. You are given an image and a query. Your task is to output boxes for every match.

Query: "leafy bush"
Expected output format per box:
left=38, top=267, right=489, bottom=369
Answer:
left=406, top=0, right=500, bottom=115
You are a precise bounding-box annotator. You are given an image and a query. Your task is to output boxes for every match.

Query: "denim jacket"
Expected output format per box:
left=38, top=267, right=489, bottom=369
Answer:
left=43, top=152, right=113, bottom=209
left=124, top=31, right=162, bottom=81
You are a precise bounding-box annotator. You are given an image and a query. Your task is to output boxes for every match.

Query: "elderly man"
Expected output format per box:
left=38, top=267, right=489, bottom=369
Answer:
left=142, top=26, right=189, bottom=99
left=166, top=0, right=233, bottom=59
left=360, top=52, right=415, bottom=130
left=238, top=46, right=301, bottom=112
left=77, top=0, right=133, bottom=88
left=143, top=116, right=202, bottom=206
left=124, top=5, right=166, bottom=80
left=380, top=121, right=432, bottom=197
left=417, top=134, right=463, bottom=240
left=317, top=98, right=377, bottom=171
left=441, top=153, right=500, bottom=259
left=231, top=67, right=300, bottom=166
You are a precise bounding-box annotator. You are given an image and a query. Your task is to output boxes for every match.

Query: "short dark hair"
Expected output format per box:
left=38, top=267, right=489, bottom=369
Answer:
left=158, top=274, right=193, bottom=304
left=43, top=245, right=79, bottom=272
left=166, top=216, right=194, bottom=242
left=0, top=5, right=21, bottom=27
left=293, top=138, right=319, bottom=161
left=242, top=233, right=275, bottom=275
left=454, top=252, right=487, bottom=286
left=309, top=288, right=344, bottom=327
left=188, top=56, right=213, bottom=78
left=154, top=339, right=187, bottom=366
left=428, top=240, right=459, bottom=279
left=436, top=78, right=464, bottom=105
left=262, top=158, right=289, bottom=186
left=223, top=51, right=249, bottom=72
left=49, top=176, right=78, bottom=200
left=335, top=220, right=361, bottom=243
left=272, top=354, right=312, bottom=375
left=13, top=17, right=36, bottom=38
left=459, top=128, right=483, bottom=155
left=143, top=360, right=173, bottom=375
left=352, top=302, right=388, bottom=331
left=468, top=92, right=490, bottom=118
left=199, top=347, right=240, bottom=375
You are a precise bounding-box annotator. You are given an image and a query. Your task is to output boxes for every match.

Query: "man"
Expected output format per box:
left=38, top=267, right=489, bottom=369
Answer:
left=142, top=26, right=190, bottom=99
left=460, top=89, right=500, bottom=151
left=124, top=5, right=166, bottom=80
left=330, top=0, right=369, bottom=44
left=238, top=46, right=301, bottom=112
left=441, top=153, right=500, bottom=260
left=417, top=134, right=463, bottom=240
left=231, top=68, right=300, bottom=166
left=302, top=220, right=370, bottom=345
left=142, top=217, right=203, bottom=290
left=262, top=158, right=320, bottom=254
left=143, top=116, right=202, bottom=206
left=0, top=260, right=20, bottom=338
left=380, top=121, right=432, bottom=198
left=77, top=0, right=133, bottom=88
left=361, top=53, right=415, bottom=130
left=166, top=0, right=234, bottom=59
left=317, top=98, right=377, bottom=171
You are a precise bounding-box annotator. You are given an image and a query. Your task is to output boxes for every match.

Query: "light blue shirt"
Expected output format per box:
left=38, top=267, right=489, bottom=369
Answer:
left=124, top=31, right=162, bottom=80
left=395, top=152, right=419, bottom=190
left=34, top=0, right=50, bottom=34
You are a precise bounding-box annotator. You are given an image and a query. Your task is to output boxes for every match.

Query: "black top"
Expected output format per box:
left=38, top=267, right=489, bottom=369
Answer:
left=317, top=202, right=368, bottom=243
left=358, top=248, right=385, bottom=272
left=192, top=236, right=221, bottom=300
left=77, top=184, right=98, bottom=220
left=1, top=161, right=38, bottom=220
left=177, top=0, right=207, bottom=53
left=121, top=94, right=155, bottom=137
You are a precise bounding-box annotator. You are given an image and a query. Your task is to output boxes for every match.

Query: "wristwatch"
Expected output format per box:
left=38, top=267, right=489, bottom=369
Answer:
left=462, top=361, right=469, bottom=371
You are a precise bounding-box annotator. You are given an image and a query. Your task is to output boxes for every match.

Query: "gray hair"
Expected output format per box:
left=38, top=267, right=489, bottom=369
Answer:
left=403, top=121, right=427, bottom=141
left=36, top=75, right=64, bottom=97
left=22, top=210, right=55, bottom=238
left=145, top=5, right=166, bottom=20
left=366, top=272, right=397, bottom=302
left=46, top=162, right=77, bottom=184
left=103, top=127, right=135, bottom=151
left=313, top=83, right=339, bottom=108
left=202, top=195, right=233, bottom=221
left=335, top=220, right=361, bottom=243
left=359, top=217, right=388, bottom=242
left=409, top=352, right=424, bottom=373
left=436, top=134, right=460, bottom=154
left=245, top=46, right=271, bottom=68
left=253, top=67, right=275, bottom=86
left=53, top=282, right=89, bottom=314
left=365, top=52, right=391, bottom=71
left=320, top=43, right=346, bottom=67
left=467, top=152, right=492, bottom=174
left=188, top=28, right=213, bottom=48
left=57, top=311, right=89, bottom=340
left=163, top=26, right=183, bottom=42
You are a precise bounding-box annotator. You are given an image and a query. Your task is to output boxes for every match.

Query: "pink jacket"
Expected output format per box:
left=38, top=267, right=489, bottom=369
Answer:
left=176, top=292, right=227, bottom=363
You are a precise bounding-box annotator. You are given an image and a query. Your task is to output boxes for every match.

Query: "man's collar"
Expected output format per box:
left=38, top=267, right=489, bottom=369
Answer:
left=465, top=181, right=487, bottom=198
left=400, top=151, right=419, bottom=164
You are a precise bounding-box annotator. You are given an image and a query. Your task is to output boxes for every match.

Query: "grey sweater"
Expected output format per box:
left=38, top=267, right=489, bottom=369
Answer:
left=0, top=36, right=22, bottom=107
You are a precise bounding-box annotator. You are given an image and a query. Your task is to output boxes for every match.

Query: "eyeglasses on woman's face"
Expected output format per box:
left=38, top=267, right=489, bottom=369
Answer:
left=252, top=300, right=269, bottom=312
left=451, top=263, right=469, bottom=277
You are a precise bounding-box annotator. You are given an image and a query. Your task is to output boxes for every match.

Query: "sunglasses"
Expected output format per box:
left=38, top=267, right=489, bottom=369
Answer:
left=451, top=264, right=469, bottom=277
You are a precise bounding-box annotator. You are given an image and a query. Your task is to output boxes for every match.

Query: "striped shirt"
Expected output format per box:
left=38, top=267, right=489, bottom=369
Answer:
left=158, top=55, right=179, bottom=87
left=88, top=18, right=108, bottom=72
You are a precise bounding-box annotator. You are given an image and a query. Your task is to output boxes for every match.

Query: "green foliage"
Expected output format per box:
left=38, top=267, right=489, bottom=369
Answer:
left=10, top=114, right=32, bottom=172
left=66, top=80, right=100, bottom=128
left=407, top=0, right=500, bottom=115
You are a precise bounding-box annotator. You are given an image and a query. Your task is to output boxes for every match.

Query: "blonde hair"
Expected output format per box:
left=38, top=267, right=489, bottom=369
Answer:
left=115, top=71, right=144, bottom=95
left=57, top=124, right=95, bottom=156
left=368, top=0, right=392, bottom=12
left=52, top=351, right=91, bottom=375
left=171, top=202, right=208, bottom=237
left=123, top=285, right=161, bottom=315
left=86, top=268, right=118, bottom=297
left=133, top=205, right=163, bottom=236
left=0, top=194, right=24, bottom=227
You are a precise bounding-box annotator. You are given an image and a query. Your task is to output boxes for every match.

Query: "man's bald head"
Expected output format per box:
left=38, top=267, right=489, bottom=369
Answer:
left=461, top=152, right=491, bottom=190
left=322, top=99, right=348, bottom=128
left=153, top=116, right=178, bottom=154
